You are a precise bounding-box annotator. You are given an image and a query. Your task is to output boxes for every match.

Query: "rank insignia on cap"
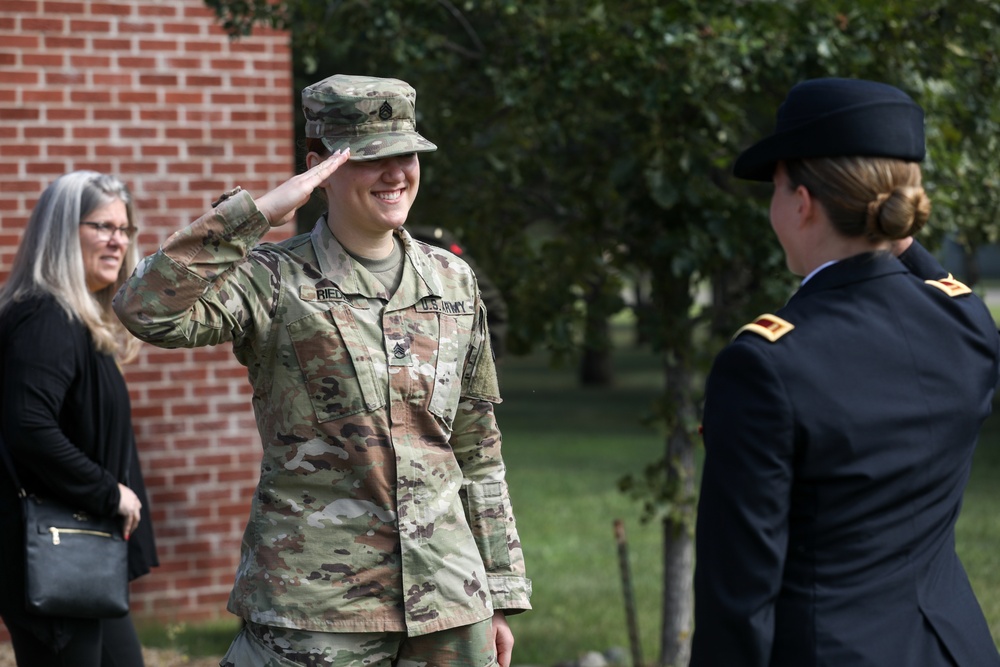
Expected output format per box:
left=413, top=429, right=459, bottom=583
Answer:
left=734, top=313, right=795, bottom=343
left=378, top=101, right=393, bottom=120
left=925, top=276, right=972, bottom=297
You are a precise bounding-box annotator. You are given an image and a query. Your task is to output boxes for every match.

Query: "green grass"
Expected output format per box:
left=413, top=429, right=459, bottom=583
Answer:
left=138, top=338, right=1000, bottom=662
left=499, top=347, right=665, bottom=665
left=136, top=617, right=240, bottom=657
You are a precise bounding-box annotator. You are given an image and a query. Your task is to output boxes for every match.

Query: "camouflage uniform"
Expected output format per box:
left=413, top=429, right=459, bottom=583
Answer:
left=405, top=226, right=509, bottom=362
left=113, top=190, right=531, bottom=636
left=221, top=618, right=497, bottom=667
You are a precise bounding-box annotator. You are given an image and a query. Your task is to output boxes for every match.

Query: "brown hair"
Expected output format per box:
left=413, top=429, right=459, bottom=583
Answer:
left=785, top=156, right=931, bottom=241
left=306, top=137, right=329, bottom=159
left=304, top=138, right=331, bottom=203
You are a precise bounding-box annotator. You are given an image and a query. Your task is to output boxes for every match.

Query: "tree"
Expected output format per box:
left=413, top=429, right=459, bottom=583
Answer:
left=204, top=1, right=1000, bottom=663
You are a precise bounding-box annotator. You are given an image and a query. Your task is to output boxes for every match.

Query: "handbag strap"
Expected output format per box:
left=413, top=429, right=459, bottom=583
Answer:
left=0, top=430, right=28, bottom=498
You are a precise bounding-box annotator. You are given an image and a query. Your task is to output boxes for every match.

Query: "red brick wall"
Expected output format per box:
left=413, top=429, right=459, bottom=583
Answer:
left=0, top=0, right=293, bottom=633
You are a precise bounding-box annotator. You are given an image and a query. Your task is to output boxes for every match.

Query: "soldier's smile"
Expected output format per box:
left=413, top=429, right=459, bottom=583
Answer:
left=325, top=153, right=420, bottom=236
left=373, top=189, right=404, bottom=202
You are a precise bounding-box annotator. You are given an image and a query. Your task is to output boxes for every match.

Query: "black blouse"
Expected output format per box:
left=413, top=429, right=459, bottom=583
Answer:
left=0, top=294, right=157, bottom=618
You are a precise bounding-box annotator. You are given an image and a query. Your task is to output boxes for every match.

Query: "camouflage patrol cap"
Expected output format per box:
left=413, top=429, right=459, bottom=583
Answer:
left=302, top=74, right=437, bottom=161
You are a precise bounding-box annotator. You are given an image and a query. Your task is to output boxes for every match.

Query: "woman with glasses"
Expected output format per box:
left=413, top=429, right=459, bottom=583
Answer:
left=0, top=171, right=158, bottom=667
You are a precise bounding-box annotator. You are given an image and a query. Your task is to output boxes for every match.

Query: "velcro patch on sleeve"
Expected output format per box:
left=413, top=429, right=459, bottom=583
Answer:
left=733, top=314, right=795, bottom=343
left=925, top=277, right=972, bottom=297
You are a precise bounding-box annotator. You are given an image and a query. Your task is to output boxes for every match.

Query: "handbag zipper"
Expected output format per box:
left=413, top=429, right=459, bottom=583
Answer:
left=49, top=526, right=115, bottom=545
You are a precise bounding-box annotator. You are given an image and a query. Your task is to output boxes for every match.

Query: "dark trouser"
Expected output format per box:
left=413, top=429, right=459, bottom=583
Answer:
left=4, top=612, right=144, bottom=667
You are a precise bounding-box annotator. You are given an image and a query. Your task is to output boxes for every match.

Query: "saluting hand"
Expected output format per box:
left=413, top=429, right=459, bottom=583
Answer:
left=255, top=148, right=350, bottom=227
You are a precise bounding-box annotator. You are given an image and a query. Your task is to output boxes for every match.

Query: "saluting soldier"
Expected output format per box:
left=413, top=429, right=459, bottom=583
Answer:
left=114, top=74, right=530, bottom=667
left=690, top=78, right=1000, bottom=666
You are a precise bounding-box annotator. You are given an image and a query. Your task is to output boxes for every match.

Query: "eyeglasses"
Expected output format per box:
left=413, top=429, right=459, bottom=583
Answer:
left=80, top=221, right=136, bottom=243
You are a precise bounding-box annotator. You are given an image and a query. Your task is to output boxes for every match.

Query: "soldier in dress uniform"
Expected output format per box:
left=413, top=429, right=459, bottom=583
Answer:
left=690, top=78, right=1000, bottom=666
left=114, top=74, right=530, bottom=667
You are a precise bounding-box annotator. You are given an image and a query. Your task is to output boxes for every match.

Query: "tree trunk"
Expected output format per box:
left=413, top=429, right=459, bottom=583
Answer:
left=579, top=276, right=614, bottom=386
left=661, top=518, right=694, bottom=666
left=580, top=314, right=613, bottom=386
left=961, top=244, right=982, bottom=287
left=580, top=346, right=614, bottom=385
left=651, top=266, right=697, bottom=667
left=658, top=353, right=697, bottom=666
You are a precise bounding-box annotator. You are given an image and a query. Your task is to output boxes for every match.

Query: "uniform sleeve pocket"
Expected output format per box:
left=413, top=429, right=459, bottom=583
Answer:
left=287, top=307, right=384, bottom=422
left=462, top=480, right=512, bottom=570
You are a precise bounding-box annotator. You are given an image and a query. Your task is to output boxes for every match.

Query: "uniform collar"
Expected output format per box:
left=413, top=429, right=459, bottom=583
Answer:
left=309, top=217, right=443, bottom=303
left=396, top=227, right=444, bottom=301
left=800, top=260, right=839, bottom=286
left=791, top=251, right=908, bottom=301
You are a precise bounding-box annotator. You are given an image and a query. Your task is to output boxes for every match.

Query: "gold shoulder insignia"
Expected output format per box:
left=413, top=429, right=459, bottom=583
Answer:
left=733, top=314, right=795, bottom=343
left=925, top=276, right=972, bottom=297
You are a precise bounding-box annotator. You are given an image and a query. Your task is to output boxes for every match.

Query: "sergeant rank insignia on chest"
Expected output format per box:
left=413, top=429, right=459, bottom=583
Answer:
left=734, top=313, right=795, bottom=343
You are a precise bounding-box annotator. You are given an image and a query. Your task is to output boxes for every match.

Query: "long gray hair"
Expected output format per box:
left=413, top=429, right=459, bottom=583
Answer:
left=0, top=170, right=142, bottom=362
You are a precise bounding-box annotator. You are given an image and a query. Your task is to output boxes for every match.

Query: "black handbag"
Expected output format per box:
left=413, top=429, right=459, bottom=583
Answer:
left=0, top=433, right=129, bottom=618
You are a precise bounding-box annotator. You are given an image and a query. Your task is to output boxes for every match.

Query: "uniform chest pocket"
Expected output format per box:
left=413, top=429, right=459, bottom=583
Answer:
left=287, top=306, right=385, bottom=422
left=423, top=311, right=474, bottom=426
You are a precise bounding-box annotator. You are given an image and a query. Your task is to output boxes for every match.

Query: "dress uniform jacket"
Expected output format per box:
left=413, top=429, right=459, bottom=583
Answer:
left=691, top=243, right=1000, bottom=666
left=114, top=190, right=530, bottom=636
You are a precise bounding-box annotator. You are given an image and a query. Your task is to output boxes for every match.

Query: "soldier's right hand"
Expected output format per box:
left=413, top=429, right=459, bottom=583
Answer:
left=256, top=148, right=350, bottom=227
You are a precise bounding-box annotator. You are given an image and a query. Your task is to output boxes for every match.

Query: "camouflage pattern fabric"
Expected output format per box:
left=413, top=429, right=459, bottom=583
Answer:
left=405, top=226, right=508, bottom=362
left=220, top=626, right=302, bottom=667
left=219, top=619, right=496, bottom=667
left=114, top=190, right=530, bottom=637
left=302, top=74, right=437, bottom=162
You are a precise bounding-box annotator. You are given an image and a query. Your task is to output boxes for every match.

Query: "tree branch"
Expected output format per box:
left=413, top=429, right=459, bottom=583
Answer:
left=436, top=0, right=486, bottom=58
